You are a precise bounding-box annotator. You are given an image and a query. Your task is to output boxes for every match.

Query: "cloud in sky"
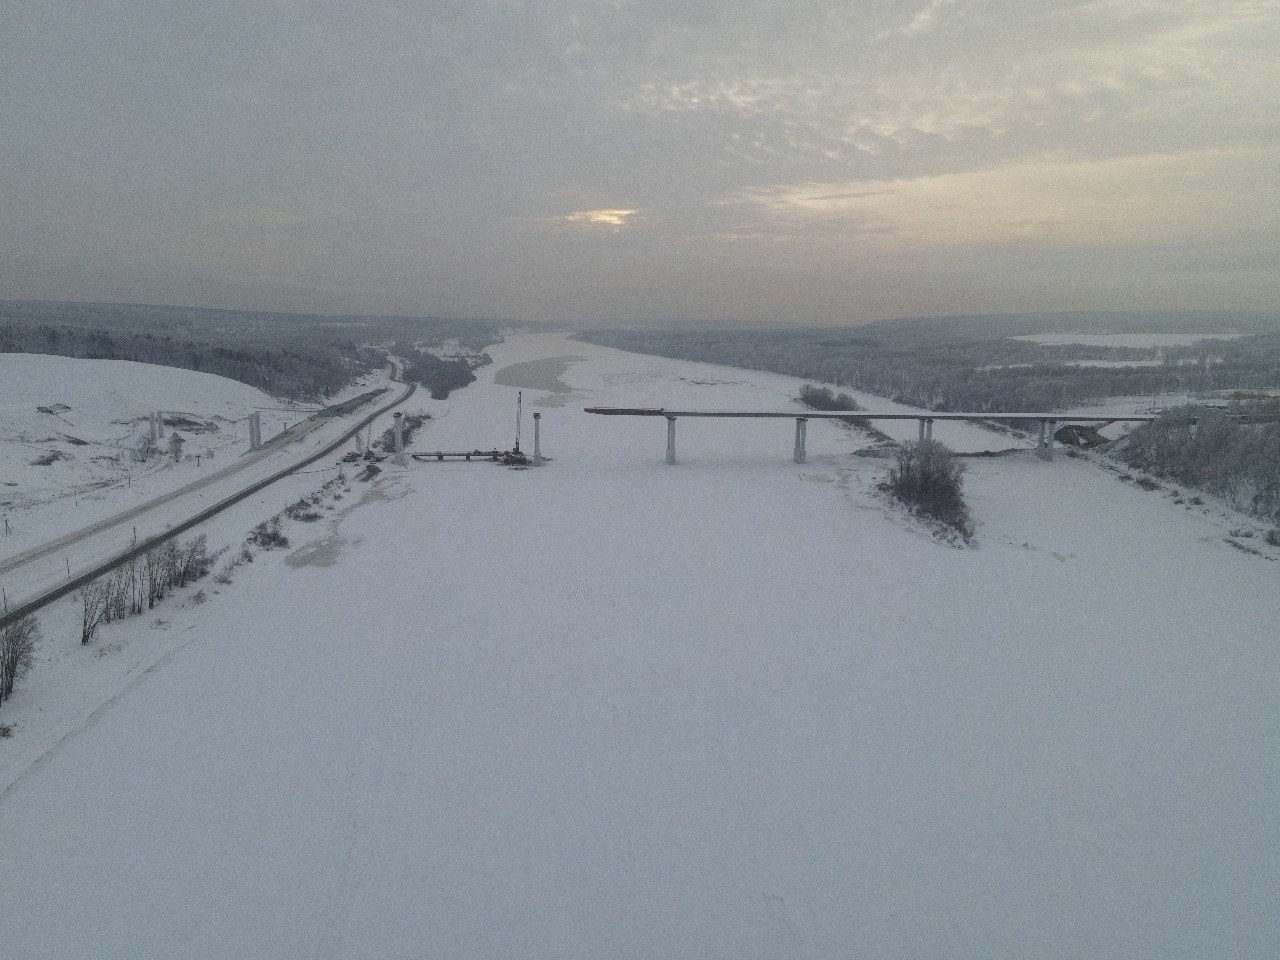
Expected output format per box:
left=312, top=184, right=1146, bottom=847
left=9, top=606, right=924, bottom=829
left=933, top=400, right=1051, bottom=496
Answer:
left=736, top=146, right=1280, bottom=248
left=560, top=209, right=640, bottom=229
left=884, top=0, right=959, bottom=39
left=0, top=0, right=1277, bottom=325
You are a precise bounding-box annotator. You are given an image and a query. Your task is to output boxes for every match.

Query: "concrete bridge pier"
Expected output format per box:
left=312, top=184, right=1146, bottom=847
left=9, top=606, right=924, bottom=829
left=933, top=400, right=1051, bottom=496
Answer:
left=533, top=412, right=543, bottom=466
left=917, top=418, right=925, bottom=442
left=666, top=416, right=677, bottom=465
left=249, top=411, right=262, bottom=451
left=926, top=418, right=934, bottom=441
left=793, top=418, right=808, bottom=464
left=1036, top=418, right=1057, bottom=461
left=392, top=412, right=407, bottom=466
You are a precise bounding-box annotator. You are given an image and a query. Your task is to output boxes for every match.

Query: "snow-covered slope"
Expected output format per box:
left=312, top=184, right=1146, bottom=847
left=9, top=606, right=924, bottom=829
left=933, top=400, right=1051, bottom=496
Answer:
left=0, top=354, right=278, bottom=512
left=1, top=334, right=1276, bottom=959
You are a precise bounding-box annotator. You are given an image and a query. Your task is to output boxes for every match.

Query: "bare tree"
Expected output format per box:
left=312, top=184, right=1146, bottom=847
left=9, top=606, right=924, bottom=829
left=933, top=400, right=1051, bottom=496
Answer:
left=0, top=616, right=39, bottom=706
left=143, top=543, right=173, bottom=608
left=176, top=536, right=212, bottom=587
left=79, top=580, right=109, bottom=645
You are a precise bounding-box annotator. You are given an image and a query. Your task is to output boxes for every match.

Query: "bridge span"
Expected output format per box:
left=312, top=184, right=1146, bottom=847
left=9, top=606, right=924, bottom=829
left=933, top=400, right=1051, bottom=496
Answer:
left=583, top=407, right=1263, bottom=464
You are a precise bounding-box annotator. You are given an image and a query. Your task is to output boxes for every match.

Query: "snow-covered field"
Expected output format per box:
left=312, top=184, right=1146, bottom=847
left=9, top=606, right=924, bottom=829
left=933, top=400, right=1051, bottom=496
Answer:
left=2, top=333, right=1277, bottom=959
left=1012, top=332, right=1246, bottom=347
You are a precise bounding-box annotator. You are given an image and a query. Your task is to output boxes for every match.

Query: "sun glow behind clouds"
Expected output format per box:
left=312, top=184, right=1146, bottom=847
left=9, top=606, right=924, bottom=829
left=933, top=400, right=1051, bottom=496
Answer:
left=561, top=208, right=640, bottom=228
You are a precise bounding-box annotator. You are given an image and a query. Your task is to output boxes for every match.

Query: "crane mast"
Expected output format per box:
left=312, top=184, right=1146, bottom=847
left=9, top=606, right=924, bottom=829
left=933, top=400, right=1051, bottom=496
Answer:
left=514, top=391, right=522, bottom=453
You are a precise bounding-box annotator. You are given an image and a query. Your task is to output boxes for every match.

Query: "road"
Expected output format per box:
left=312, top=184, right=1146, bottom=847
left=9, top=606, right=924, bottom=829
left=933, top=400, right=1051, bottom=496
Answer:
left=0, top=384, right=413, bottom=621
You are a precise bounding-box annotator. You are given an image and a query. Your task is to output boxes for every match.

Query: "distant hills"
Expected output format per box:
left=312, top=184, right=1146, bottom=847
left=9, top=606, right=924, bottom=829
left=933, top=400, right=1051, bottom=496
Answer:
left=853, top=310, right=1280, bottom=342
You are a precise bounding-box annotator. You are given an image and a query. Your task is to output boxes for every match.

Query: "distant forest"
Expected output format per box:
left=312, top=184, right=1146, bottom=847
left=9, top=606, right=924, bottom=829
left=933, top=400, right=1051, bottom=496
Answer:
left=0, top=300, right=500, bottom=401
left=580, top=311, right=1280, bottom=414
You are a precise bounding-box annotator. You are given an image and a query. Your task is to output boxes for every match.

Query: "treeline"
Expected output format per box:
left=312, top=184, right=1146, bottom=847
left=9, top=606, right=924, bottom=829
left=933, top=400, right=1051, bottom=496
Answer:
left=0, top=323, right=361, bottom=400
left=798, top=383, right=888, bottom=437
left=1115, top=402, right=1280, bottom=524
left=393, top=343, right=486, bottom=400
left=580, top=320, right=1280, bottom=414
left=0, top=300, right=499, bottom=401
left=798, top=384, right=864, bottom=413
left=79, top=536, right=216, bottom=645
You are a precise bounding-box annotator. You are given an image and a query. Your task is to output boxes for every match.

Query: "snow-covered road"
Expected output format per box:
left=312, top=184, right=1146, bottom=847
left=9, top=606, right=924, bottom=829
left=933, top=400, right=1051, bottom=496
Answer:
left=2, top=333, right=1277, bottom=959
left=0, top=384, right=408, bottom=613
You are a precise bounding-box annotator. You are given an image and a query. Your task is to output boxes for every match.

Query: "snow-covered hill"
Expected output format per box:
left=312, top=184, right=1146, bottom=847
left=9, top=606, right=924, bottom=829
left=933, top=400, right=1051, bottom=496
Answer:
left=1, top=334, right=1276, bottom=959
left=0, top=354, right=279, bottom=512
left=0, top=354, right=401, bottom=575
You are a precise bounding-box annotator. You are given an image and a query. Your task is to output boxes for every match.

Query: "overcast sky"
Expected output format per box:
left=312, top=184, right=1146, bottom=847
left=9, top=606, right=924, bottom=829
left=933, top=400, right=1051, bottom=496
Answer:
left=2, top=0, right=1277, bottom=326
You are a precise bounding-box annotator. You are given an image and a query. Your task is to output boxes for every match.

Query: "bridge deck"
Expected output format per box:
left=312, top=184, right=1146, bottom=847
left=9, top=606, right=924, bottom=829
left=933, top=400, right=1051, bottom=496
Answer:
left=584, top=407, right=1280, bottom=423
left=584, top=407, right=1162, bottom=422
left=583, top=406, right=1276, bottom=467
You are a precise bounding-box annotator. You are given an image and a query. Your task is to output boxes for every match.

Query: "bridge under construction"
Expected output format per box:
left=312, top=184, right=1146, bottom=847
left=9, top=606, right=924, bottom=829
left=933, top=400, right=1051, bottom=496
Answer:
left=583, top=407, right=1268, bottom=464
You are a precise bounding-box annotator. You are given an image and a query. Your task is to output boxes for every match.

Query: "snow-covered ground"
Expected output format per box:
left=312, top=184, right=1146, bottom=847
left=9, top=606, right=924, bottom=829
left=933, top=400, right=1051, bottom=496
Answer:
left=1012, top=332, right=1245, bottom=347
left=1, top=333, right=1277, bottom=959
left=0, top=354, right=277, bottom=513
left=0, top=353, right=394, bottom=528
left=1064, top=358, right=1164, bottom=367
left=0, top=354, right=338, bottom=538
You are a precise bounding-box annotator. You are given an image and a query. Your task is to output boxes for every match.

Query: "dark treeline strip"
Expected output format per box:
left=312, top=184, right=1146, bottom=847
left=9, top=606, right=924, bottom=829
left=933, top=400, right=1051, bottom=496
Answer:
left=797, top=384, right=864, bottom=413
left=1, top=300, right=500, bottom=401
left=392, top=342, right=490, bottom=400
left=0, top=322, right=361, bottom=400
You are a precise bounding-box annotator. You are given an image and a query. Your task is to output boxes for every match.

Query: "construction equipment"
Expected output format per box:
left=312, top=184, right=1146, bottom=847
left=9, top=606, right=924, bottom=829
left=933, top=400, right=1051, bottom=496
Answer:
left=513, top=391, right=523, bottom=454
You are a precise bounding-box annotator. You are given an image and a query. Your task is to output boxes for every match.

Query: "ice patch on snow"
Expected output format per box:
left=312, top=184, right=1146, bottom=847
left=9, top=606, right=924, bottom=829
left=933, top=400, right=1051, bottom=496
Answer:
left=493, top=355, right=586, bottom=393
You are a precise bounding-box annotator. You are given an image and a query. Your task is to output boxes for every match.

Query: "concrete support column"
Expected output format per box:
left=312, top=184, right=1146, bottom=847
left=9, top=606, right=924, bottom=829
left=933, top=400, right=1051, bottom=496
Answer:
left=794, top=418, right=808, bottom=464
left=155, top=412, right=165, bottom=439
left=249, top=411, right=262, bottom=451
left=918, top=418, right=926, bottom=442
left=665, top=416, right=677, bottom=465
left=925, top=418, right=934, bottom=441
left=392, top=412, right=407, bottom=466
left=533, top=412, right=543, bottom=466
left=1036, top=418, right=1055, bottom=461
left=148, top=412, right=158, bottom=443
